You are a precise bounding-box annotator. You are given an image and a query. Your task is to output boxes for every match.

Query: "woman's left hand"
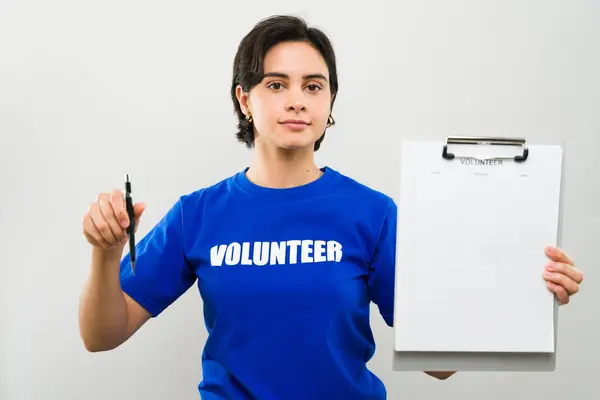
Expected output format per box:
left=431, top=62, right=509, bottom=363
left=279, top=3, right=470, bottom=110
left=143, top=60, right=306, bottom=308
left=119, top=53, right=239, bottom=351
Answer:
left=543, top=246, right=583, bottom=305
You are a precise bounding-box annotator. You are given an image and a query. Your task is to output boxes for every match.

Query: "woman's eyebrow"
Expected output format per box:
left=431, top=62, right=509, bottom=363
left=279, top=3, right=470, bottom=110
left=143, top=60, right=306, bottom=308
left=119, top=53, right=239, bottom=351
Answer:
left=263, top=72, right=328, bottom=81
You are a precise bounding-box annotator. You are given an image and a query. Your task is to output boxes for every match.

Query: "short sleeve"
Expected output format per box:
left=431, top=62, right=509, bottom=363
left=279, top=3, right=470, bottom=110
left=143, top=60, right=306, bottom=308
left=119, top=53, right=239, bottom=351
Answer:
left=367, top=200, right=398, bottom=327
left=119, top=197, right=197, bottom=318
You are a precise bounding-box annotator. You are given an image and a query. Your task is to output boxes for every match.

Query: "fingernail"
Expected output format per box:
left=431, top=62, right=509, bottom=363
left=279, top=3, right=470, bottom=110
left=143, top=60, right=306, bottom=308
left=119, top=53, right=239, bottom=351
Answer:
left=544, top=271, right=552, bottom=277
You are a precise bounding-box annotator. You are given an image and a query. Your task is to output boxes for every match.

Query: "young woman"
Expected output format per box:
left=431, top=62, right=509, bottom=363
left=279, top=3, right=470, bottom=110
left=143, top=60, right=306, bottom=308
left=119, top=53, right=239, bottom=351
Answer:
left=78, top=15, right=584, bottom=400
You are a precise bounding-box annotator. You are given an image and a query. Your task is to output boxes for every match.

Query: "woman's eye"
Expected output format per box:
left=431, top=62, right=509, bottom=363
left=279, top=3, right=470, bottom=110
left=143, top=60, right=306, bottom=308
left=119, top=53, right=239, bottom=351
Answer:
left=267, top=82, right=321, bottom=92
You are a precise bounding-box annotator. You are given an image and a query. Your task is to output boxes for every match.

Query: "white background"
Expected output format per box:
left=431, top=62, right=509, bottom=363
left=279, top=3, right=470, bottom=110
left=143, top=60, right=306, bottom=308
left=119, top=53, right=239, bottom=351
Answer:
left=2, top=0, right=598, bottom=399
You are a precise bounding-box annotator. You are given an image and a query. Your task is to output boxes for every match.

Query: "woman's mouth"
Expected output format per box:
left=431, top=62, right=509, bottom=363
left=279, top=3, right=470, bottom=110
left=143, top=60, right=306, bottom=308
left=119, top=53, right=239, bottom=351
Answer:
left=280, top=119, right=310, bottom=131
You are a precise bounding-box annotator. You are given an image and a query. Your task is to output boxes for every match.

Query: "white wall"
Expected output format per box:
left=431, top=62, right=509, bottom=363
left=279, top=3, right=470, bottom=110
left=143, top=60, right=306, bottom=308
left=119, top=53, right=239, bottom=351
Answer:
left=2, top=0, right=599, bottom=399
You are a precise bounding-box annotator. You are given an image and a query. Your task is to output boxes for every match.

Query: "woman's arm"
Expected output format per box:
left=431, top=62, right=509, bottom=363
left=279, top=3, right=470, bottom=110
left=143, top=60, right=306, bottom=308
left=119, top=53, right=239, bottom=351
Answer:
left=78, top=247, right=151, bottom=352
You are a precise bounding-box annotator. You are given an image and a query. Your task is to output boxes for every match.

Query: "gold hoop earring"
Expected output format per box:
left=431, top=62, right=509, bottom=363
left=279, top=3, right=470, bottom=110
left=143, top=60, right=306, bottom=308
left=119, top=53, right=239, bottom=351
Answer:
left=246, top=113, right=253, bottom=124
left=326, top=115, right=335, bottom=128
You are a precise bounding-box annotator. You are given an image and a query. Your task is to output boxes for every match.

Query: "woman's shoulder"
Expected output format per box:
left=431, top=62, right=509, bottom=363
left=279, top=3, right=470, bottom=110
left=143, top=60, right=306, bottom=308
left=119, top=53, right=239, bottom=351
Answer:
left=175, top=170, right=243, bottom=207
left=329, top=167, right=396, bottom=209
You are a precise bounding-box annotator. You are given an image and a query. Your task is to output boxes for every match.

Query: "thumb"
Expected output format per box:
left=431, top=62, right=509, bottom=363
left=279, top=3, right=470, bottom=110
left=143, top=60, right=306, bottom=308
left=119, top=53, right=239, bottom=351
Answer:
left=133, top=202, right=146, bottom=219
left=132, top=202, right=146, bottom=230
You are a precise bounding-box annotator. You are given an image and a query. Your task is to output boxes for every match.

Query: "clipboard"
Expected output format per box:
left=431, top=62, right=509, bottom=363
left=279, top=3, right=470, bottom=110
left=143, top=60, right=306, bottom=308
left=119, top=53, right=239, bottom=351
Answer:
left=392, top=136, right=565, bottom=371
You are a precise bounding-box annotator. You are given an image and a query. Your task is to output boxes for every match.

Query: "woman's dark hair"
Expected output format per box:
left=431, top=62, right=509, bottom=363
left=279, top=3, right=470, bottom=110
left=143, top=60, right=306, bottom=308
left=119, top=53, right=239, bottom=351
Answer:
left=230, top=15, right=338, bottom=151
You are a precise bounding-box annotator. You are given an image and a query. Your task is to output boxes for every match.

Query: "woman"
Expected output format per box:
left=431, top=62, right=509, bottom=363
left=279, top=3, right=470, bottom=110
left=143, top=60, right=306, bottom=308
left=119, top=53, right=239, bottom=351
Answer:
left=78, top=15, right=584, bottom=399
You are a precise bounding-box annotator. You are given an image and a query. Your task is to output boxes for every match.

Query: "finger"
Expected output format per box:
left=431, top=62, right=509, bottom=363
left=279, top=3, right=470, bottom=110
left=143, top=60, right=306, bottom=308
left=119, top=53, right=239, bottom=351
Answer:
left=132, top=202, right=146, bottom=232
left=133, top=202, right=146, bottom=219
left=543, top=269, right=579, bottom=296
left=109, top=189, right=129, bottom=228
left=82, top=213, right=110, bottom=248
left=546, top=281, right=569, bottom=305
left=545, top=246, right=575, bottom=266
left=546, top=261, right=584, bottom=284
left=98, top=194, right=126, bottom=242
left=89, top=202, right=118, bottom=245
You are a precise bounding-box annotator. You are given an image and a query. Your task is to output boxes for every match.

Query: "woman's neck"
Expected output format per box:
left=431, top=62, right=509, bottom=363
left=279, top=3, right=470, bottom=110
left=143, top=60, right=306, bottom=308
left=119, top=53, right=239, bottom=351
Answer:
left=246, top=145, right=322, bottom=189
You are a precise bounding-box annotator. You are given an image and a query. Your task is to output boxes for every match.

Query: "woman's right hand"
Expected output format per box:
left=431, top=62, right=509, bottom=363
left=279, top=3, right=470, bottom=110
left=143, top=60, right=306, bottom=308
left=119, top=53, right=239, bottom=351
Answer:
left=82, top=189, right=146, bottom=251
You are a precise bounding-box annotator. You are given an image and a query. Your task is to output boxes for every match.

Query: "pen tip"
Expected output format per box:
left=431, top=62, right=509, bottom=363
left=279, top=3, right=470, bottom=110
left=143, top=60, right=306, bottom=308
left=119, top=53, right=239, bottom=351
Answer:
left=126, top=173, right=130, bottom=182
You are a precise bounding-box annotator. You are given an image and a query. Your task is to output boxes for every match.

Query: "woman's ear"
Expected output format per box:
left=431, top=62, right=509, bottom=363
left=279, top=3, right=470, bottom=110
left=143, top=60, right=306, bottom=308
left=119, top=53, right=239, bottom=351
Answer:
left=236, top=85, right=251, bottom=116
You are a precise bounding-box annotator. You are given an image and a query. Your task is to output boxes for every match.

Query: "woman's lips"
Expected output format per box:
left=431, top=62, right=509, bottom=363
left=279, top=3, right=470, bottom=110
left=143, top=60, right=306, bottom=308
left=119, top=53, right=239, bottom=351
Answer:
left=280, top=120, right=309, bottom=131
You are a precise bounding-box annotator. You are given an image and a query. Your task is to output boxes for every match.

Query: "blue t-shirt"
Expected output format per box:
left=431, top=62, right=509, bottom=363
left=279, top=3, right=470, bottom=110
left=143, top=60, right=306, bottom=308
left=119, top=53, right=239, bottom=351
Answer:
left=120, top=166, right=397, bottom=400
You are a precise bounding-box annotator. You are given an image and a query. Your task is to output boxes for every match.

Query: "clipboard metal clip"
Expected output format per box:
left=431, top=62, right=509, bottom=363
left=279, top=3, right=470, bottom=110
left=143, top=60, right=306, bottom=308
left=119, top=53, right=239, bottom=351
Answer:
left=442, top=136, right=529, bottom=162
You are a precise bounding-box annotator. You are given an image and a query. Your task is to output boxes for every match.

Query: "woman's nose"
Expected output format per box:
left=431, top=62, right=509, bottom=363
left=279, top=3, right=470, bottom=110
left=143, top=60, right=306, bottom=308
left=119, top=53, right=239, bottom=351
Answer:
left=286, top=101, right=306, bottom=112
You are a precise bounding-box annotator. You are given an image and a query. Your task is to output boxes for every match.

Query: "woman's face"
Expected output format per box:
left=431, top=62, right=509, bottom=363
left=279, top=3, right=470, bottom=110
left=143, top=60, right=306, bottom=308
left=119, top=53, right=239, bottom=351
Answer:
left=237, top=41, right=333, bottom=151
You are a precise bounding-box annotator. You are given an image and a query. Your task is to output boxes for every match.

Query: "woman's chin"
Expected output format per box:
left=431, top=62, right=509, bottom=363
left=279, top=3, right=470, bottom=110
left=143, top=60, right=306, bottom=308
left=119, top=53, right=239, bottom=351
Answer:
left=276, top=133, right=317, bottom=150
left=277, top=138, right=315, bottom=150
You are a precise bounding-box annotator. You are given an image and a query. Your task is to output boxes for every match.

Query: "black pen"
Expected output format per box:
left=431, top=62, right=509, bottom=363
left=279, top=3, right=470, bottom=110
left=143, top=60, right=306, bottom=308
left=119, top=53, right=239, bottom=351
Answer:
left=125, top=174, right=136, bottom=275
